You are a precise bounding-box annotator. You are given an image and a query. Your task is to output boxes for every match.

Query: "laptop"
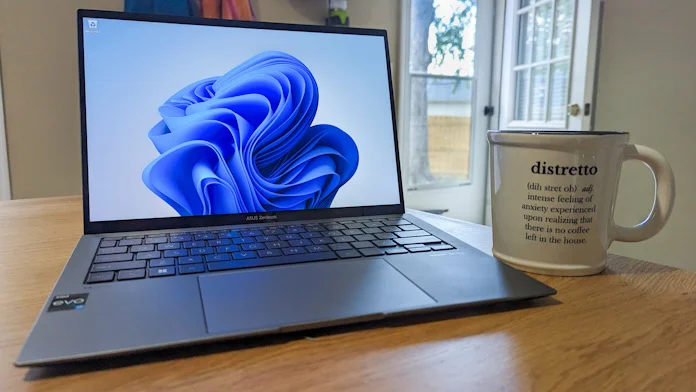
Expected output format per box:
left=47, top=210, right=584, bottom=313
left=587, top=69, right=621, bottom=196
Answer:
left=16, top=10, right=555, bottom=367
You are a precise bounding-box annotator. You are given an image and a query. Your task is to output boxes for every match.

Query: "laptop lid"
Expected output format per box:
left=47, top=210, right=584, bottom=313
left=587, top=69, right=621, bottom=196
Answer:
left=78, top=10, right=404, bottom=234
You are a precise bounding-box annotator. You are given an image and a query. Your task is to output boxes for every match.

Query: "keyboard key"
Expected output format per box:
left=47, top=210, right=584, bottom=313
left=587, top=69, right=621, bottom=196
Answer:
left=241, top=229, right=263, bottom=237
left=164, top=249, right=188, bottom=257
left=263, top=228, right=286, bottom=235
left=207, top=261, right=238, bottom=272
left=149, top=258, right=175, bottom=268
left=265, top=241, right=289, bottom=249
left=233, top=237, right=255, bottom=244
left=300, top=232, right=322, bottom=239
left=179, top=264, right=205, bottom=275
left=311, top=237, right=333, bottom=245
left=258, top=249, right=283, bottom=257
left=362, top=227, right=383, bottom=234
left=375, top=233, right=398, bottom=240
left=396, top=230, right=430, bottom=238
left=306, top=245, right=330, bottom=253
left=385, top=247, right=408, bottom=255
left=342, top=229, right=363, bottom=236
left=100, top=240, right=117, bottom=247
left=149, top=266, right=176, bottom=278
left=232, top=251, right=257, bottom=260
left=208, top=239, right=231, bottom=246
left=86, top=271, right=115, bottom=284
left=216, top=245, right=241, bottom=253
left=305, top=225, right=323, bottom=232
left=218, top=231, right=240, bottom=239
left=431, top=244, right=454, bottom=251
left=324, top=230, right=343, bottom=237
left=97, top=246, right=127, bottom=255
left=289, top=239, right=312, bottom=247
left=354, top=234, right=377, bottom=241
left=278, top=234, right=301, bottom=241
left=145, top=237, right=168, bottom=245
left=350, top=241, right=373, bottom=249
left=408, top=246, right=431, bottom=253
left=125, top=235, right=145, bottom=239
left=333, top=235, right=355, bottom=243
left=183, top=241, right=206, bottom=248
left=194, top=233, right=216, bottom=240
left=94, top=253, right=134, bottom=263
left=117, top=269, right=146, bottom=281
left=283, top=247, right=307, bottom=255
left=359, top=247, right=385, bottom=257
left=209, top=251, right=337, bottom=272
left=190, top=247, right=214, bottom=255
left=256, top=235, right=278, bottom=242
left=385, top=219, right=411, bottom=225
left=131, top=244, right=155, bottom=253
left=136, top=251, right=161, bottom=260
left=285, top=227, right=306, bottom=234
left=372, top=240, right=397, bottom=248
left=170, top=234, right=192, bottom=242
left=329, top=243, right=352, bottom=251
left=157, top=243, right=180, bottom=251
left=206, top=254, right=231, bottom=262
left=404, top=244, right=426, bottom=249
left=364, top=222, right=383, bottom=228
left=344, top=222, right=366, bottom=229
left=91, top=260, right=147, bottom=272
left=242, top=243, right=265, bottom=251
left=399, top=225, right=421, bottom=231
left=119, top=238, right=142, bottom=246
left=381, top=226, right=401, bottom=233
left=336, top=249, right=361, bottom=259
left=178, top=255, right=204, bottom=265
left=395, top=236, right=441, bottom=246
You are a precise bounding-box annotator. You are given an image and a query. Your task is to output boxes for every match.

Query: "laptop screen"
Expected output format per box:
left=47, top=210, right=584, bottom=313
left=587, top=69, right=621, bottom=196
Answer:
left=81, top=17, right=401, bottom=223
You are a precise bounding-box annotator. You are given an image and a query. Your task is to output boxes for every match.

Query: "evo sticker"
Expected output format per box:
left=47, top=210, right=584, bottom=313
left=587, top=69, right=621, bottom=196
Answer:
left=48, top=293, right=88, bottom=312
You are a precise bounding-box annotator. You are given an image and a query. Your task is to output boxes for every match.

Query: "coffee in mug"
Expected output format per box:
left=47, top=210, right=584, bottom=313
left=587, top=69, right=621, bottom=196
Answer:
left=487, top=131, right=675, bottom=276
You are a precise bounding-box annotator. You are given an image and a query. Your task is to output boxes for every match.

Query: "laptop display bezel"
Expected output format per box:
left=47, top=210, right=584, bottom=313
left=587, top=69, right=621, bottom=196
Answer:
left=77, top=10, right=405, bottom=234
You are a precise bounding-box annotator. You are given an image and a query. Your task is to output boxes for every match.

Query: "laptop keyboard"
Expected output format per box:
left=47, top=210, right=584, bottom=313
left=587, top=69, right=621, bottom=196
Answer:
left=84, top=217, right=454, bottom=284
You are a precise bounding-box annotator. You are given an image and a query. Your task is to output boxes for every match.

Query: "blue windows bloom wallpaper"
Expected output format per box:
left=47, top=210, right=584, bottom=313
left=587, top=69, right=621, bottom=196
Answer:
left=142, top=51, right=359, bottom=216
left=83, top=18, right=401, bottom=222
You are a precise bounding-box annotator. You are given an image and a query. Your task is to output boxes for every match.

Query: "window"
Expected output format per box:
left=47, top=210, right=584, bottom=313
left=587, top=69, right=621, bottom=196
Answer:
left=405, top=0, right=477, bottom=189
left=499, top=0, right=601, bottom=131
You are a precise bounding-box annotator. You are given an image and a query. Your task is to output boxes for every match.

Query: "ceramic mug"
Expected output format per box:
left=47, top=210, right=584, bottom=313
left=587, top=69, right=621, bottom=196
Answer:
left=487, top=130, right=675, bottom=276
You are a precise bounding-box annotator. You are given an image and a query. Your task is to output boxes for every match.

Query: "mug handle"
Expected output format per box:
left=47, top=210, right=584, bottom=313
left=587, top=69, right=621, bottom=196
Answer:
left=612, top=144, right=676, bottom=242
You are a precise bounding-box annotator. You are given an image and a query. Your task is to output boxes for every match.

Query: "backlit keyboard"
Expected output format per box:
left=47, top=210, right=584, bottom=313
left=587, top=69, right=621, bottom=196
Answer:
left=84, top=217, right=454, bottom=284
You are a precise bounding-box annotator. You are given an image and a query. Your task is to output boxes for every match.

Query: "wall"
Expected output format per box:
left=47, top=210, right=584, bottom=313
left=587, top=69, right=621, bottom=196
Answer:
left=0, top=0, right=399, bottom=199
left=595, top=0, right=696, bottom=270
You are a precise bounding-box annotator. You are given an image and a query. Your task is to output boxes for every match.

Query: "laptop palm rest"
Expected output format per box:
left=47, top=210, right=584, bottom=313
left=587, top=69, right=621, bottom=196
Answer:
left=198, top=258, right=436, bottom=335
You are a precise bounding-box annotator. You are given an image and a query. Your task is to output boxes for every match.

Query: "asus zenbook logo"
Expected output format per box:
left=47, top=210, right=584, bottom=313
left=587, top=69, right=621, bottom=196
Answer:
left=49, top=294, right=88, bottom=312
left=246, top=214, right=278, bottom=221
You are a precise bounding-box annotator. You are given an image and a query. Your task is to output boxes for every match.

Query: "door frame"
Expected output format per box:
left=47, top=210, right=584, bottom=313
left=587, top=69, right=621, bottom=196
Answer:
left=0, top=55, right=11, bottom=201
left=397, top=0, right=495, bottom=223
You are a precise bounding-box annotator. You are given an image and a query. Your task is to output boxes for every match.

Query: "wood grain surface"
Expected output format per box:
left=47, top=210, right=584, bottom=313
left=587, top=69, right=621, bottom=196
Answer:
left=1, top=197, right=695, bottom=391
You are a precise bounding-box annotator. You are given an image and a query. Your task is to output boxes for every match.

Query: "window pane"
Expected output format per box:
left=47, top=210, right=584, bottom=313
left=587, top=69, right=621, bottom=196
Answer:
left=409, top=76, right=472, bottom=187
left=530, top=65, right=548, bottom=121
left=517, top=12, right=533, bottom=65
left=519, top=0, right=531, bottom=9
left=552, top=0, right=575, bottom=58
left=407, top=0, right=477, bottom=188
left=514, top=69, right=530, bottom=121
left=532, top=3, right=552, bottom=62
left=549, top=61, right=570, bottom=121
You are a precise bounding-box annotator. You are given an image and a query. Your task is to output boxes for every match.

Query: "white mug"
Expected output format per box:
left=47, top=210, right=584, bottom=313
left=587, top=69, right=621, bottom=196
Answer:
left=487, top=131, right=675, bottom=276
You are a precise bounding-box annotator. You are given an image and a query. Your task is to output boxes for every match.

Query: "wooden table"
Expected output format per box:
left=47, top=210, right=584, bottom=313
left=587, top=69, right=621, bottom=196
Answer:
left=1, top=197, right=695, bottom=391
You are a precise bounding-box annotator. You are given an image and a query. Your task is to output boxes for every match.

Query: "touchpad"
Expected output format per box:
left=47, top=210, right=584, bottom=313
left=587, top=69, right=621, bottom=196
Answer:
left=198, top=259, right=435, bottom=335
